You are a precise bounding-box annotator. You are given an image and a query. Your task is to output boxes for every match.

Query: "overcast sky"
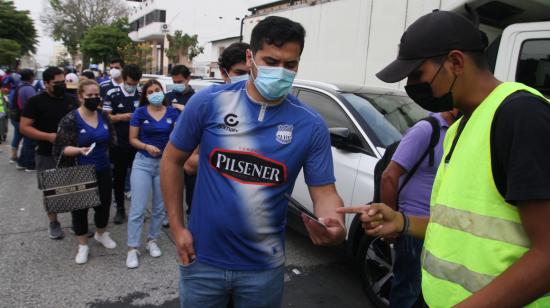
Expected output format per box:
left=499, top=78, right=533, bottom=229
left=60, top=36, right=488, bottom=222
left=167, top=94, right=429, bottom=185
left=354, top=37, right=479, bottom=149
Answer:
left=14, top=0, right=271, bottom=66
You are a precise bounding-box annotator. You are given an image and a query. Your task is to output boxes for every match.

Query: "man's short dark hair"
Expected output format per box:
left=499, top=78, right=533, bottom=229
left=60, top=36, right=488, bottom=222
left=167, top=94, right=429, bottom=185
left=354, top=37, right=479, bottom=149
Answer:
left=122, top=64, right=142, bottom=81
left=170, top=65, right=191, bottom=78
left=43, top=66, right=64, bottom=83
left=81, top=70, right=96, bottom=80
left=110, top=58, right=125, bottom=67
left=20, top=69, right=35, bottom=82
left=250, top=16, right=306, bottom=55
left=218, top=42, right=250, bottom=72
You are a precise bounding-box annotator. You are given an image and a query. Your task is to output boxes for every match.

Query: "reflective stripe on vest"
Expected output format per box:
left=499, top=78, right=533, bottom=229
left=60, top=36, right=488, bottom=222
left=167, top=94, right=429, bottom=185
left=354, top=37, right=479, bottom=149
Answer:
left=421, top=82, right=550, bottom=308
left=430, top=203, right=530, bottom=248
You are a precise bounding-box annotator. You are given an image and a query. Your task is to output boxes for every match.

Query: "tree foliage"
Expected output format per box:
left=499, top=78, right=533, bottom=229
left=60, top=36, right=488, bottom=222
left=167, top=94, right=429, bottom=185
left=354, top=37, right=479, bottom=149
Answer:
left=118, top=42, right=153, bottom=72
left=165, top=31, right=204, bottom=64
left=40, top=0, right=127, bottom=56
left=80, top=24, right=132, bottom=65
left=0, top=39, right=21, bottom=66
left=0, top=0, right=37, bottom=58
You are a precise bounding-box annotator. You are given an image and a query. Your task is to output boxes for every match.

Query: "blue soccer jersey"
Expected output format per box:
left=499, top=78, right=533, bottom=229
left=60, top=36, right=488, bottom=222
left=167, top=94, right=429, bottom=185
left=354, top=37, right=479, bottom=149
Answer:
left=130, top=106, right=180, bottom=158
left=170, top=80, right=335, bottom=270
left=103, top=87, right=140, bottom=147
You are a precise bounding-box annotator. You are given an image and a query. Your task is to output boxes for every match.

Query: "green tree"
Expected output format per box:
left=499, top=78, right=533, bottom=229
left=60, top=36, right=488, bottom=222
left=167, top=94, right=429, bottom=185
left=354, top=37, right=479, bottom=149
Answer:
left=118, top=42, right=152, bottom=72
left=0, top=39, right=21, bottom=66
left=80, top=24, right=132, bottom=66
left=165, top=31, right=204, bottom=64
left=0, top=0, right=37, bottom=62
left=40, top=0, right=127, bottom=62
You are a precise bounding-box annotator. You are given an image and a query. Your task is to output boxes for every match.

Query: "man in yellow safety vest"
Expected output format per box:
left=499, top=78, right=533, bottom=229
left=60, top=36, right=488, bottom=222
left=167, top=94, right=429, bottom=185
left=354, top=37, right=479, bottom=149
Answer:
left=339, top=9, right=550, bottom=308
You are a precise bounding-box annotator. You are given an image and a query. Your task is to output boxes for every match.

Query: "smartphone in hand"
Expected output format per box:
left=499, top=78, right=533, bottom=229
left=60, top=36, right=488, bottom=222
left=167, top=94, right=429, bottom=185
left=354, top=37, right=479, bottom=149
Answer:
left=284, top=193, right=327, bottom=228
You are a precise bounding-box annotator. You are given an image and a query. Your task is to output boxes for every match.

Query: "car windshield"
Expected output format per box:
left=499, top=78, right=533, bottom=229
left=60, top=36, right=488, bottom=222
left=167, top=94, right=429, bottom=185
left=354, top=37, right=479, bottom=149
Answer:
left=341, top=93, right=427, bottom=147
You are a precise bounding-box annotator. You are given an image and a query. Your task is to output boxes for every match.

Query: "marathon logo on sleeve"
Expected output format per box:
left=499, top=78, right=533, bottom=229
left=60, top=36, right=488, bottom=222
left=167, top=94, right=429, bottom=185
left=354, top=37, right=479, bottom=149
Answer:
left=209, top=148, right=287, bottom=186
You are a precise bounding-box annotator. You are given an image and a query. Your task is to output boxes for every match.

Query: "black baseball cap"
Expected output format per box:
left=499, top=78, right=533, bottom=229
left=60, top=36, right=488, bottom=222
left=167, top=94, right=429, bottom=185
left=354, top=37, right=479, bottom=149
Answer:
left=376, top=10, right=487, bottom=83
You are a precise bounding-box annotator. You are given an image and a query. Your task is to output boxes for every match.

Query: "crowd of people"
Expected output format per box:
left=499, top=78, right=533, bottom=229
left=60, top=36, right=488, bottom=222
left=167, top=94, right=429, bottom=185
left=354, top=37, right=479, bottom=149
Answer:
left=1, top=8, right=550, bottom=308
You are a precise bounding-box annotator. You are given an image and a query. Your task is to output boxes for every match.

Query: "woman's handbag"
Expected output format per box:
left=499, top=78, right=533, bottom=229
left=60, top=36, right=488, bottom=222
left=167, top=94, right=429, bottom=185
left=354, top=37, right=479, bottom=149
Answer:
left=36, top=153, right=100, bottom=213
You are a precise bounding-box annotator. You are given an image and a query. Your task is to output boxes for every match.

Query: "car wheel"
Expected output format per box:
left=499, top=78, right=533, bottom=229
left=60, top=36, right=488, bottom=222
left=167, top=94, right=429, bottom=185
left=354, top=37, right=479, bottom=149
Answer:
left=355, top=234, right=395, bottom=308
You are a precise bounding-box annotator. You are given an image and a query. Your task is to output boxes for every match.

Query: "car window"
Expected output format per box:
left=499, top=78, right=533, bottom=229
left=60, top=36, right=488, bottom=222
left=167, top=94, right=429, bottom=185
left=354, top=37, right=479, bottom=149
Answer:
left=296, top=89, right=368, bottom=150
left=341, top=93, right=403, bottom=147
left=517, top=39, right=550, bottom=97
left=357, top=94, right=428, bottom=134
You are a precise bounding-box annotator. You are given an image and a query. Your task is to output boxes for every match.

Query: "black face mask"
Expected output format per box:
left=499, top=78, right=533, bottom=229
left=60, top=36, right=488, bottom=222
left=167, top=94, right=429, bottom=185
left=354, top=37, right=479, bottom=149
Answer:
left=52, top=83, right=66, bottom=97
left=405, top=62, right=457, bottom=112
left=83, top=97, right=101, bottom=111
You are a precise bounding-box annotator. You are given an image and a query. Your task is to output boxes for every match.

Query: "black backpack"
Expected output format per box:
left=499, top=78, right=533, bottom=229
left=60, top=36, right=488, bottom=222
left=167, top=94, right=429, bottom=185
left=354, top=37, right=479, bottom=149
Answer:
left=372, top=116, right=441, bottom=204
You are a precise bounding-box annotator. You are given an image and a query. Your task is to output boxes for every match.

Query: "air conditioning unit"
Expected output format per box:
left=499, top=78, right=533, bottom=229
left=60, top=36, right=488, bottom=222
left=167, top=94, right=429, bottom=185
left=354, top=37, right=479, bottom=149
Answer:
left=161, top=23, right=169, bottom=33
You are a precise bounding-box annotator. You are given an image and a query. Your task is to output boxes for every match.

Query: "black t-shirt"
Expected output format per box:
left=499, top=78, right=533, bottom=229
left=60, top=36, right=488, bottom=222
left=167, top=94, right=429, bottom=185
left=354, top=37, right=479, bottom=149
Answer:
left=490, top=91, right=550, bottom=204
left=22, top=92, right=78, bottom=156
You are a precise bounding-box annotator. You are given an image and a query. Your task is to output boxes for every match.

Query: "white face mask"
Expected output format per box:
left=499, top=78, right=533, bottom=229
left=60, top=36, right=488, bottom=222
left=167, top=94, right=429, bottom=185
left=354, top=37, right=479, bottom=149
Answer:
left=109, top=68, right=121, bottom=79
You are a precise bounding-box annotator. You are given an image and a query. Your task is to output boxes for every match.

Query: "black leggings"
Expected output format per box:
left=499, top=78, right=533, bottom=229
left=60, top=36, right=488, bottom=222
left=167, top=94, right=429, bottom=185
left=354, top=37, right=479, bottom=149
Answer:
left=111, top=146, right=136, bottom=211
left=71, top=168, right=112, bottom=236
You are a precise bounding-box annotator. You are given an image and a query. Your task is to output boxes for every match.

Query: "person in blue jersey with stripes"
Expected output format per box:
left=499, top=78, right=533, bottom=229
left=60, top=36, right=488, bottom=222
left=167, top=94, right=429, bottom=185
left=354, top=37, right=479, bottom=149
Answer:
left=161, top=16, right=347, bottom=307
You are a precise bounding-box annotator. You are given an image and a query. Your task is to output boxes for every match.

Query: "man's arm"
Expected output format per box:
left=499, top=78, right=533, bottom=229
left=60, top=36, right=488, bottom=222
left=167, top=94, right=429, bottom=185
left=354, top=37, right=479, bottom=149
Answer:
left=456, top=200, right=550, bottom=308
left=19, top=116, right=56, bottom=143
left=160, top=142, right=195, bottom=264
left=183, top=147, right=200, bottom=175
left=380, top=161, right=407, bottom=210
left=302, top=184, right=346, bottom=246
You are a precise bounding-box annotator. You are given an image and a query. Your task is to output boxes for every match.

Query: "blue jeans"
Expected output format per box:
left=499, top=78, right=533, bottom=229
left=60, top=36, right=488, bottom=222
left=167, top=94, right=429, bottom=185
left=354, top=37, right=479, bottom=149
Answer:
left=10, top=119, right=22, bottom=150
left=179, top=260, right=284, bottom=308
left=18, top=137, right=36, bottom=168
left=389, top=235, right=424, bottom=308
left=127, top=153, right=165, bottom=247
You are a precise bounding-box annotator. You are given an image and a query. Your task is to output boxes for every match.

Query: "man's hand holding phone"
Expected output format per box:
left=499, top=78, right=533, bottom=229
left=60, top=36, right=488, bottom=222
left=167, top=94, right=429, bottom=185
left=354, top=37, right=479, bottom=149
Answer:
left=285, top=193, right=346, bottom=246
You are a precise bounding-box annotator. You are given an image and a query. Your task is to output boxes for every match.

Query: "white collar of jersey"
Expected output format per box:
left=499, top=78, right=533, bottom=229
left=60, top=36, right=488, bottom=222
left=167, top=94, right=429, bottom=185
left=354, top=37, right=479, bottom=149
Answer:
left=112, top=79, right=122, bottom=87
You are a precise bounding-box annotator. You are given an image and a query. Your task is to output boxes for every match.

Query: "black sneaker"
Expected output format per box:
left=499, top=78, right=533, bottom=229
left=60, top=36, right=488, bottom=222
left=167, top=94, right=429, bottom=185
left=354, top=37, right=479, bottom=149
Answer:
left=114, top=209, right=126, bottom=225
left=49, top=221, right=65, bottom=240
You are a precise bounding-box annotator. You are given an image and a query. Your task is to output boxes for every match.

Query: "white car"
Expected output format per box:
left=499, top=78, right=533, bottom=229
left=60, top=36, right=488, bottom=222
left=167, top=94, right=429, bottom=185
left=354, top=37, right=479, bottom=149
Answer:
left=289, top=79, right=427, bottom=307
left=141, top=74, right=224, bottom=93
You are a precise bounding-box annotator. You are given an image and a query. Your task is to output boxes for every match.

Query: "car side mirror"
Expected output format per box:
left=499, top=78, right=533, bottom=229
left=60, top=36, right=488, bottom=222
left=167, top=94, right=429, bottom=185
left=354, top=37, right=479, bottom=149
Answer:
left=329, top=127, right=369, bottom=154
left=329, top=127, right=350, bottom=149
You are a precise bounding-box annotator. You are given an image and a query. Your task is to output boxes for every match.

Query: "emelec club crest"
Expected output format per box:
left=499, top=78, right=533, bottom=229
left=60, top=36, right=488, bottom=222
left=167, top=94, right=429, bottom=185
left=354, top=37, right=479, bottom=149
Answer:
left=276, top=124, right=293, bottom=145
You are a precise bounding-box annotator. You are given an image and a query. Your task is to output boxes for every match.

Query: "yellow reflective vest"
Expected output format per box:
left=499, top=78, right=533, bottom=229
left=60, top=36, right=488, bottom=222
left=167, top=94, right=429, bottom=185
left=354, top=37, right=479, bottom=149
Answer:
left=421, top=82, right=550, bottom=307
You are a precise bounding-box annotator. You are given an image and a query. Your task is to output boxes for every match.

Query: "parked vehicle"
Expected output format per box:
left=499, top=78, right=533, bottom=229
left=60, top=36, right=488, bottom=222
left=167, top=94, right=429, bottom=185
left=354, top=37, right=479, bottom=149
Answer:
left=141, top=74, right=224, bottom=93
left=288, top=79, right=427, bottom=307
left=243, top=0, right=550, bottom=97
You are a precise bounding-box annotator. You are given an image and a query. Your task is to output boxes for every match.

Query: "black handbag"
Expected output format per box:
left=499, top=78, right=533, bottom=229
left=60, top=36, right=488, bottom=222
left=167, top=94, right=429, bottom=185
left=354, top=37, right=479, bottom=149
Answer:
left=37, top=153, right=100, bottom=213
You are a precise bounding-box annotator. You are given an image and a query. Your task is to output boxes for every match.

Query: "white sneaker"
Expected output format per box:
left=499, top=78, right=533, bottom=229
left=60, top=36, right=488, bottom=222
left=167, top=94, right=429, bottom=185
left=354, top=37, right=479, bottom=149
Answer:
left=75, top=245, right=89, bottom=264
left=146, top=240, right=162, bottom=258
left=126, top=249, right=140, bottom=268
left=94, top=232, right=117, bottom=249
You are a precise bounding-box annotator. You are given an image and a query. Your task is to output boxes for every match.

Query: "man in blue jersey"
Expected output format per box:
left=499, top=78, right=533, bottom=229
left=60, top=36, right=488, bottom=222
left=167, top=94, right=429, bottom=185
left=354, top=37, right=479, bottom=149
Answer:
left=165, top=64, right=195, bottom=113
left=104, top=64, right=141, bottom=224
left=100, top=58, right=125, bottom=101
left=161, top=16, right=346, bottom=307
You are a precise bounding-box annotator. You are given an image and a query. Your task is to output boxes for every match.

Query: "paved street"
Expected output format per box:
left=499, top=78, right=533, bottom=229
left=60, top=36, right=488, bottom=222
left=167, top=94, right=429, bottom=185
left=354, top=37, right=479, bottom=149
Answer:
left=0, top=140, right=371, bottom=308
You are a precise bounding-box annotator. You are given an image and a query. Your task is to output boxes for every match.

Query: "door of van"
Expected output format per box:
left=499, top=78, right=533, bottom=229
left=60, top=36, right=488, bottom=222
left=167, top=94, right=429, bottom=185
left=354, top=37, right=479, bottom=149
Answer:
left=494, top=22, right=550, bottom=98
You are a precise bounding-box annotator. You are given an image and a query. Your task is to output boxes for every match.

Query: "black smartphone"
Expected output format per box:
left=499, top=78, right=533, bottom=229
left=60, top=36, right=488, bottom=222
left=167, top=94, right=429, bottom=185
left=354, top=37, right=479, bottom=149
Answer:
left=284, top=193, right=326, bottom=228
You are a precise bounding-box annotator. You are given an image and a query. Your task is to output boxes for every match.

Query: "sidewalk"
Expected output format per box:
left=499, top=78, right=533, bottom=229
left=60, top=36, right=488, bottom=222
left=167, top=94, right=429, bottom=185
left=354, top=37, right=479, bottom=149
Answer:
left=0, top=142, right=181, bottom=308
left=0, top=139, right=370, bottom=308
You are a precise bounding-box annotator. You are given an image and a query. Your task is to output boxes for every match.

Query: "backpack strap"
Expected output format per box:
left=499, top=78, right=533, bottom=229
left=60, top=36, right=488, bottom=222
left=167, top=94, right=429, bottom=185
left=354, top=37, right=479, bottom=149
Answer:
left=397, top=116, right=441, bottom=195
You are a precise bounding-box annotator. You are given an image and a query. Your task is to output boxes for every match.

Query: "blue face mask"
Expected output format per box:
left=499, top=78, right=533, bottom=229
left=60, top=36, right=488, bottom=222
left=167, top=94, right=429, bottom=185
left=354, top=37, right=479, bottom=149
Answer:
left=230, top=74, right=249, bottom=84
left=251, top=57, right=297, bottom=100
left=147, top=92, right=165, bottom=106
left=172, top=83, right=186, bottom=93
left=123, top=83, right=137, bottom=94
